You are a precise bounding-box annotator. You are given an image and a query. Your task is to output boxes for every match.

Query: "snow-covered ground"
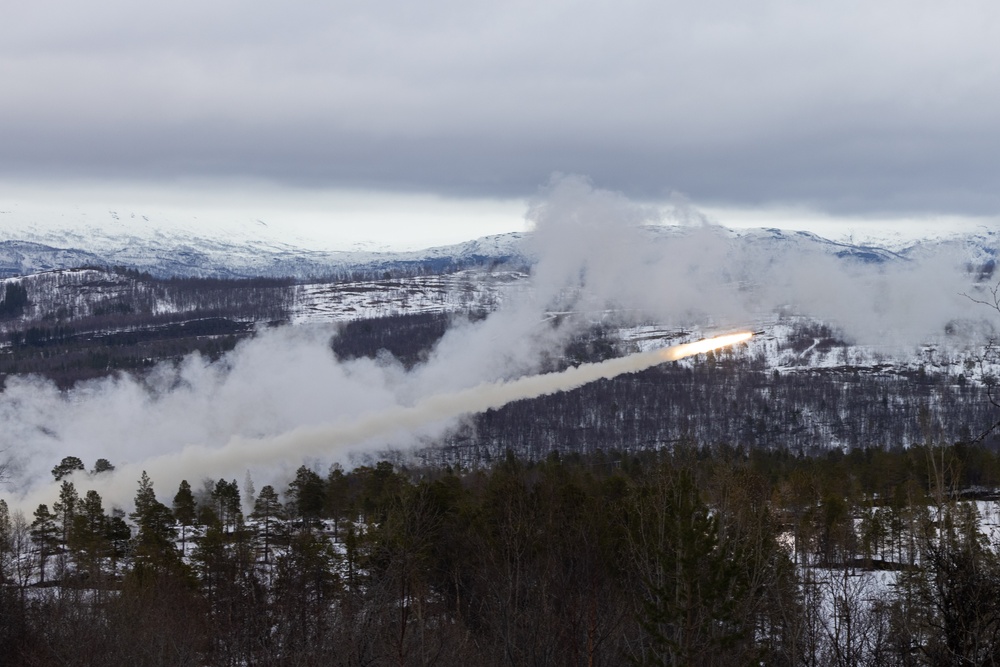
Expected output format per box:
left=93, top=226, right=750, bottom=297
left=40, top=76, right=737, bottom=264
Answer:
left=291, top=269, right=529, bottom=324
left=619, top=314, right=1000, bottom=383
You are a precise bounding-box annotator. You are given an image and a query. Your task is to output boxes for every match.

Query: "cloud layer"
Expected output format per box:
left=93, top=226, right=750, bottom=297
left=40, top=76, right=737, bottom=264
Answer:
left=3, top=2, right=1000, bottom=214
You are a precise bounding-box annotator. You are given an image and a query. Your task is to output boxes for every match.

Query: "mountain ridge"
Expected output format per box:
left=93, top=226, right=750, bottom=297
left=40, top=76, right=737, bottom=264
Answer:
left=0, top=215, right=995, bottom=279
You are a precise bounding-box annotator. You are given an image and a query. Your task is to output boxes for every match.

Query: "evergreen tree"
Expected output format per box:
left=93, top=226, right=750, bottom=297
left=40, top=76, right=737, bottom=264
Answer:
left=51, top=456, right=85, bottom=481
left=287, top=466, right=326, bottom=528
left=212, top=479, right=242, bottom=533
left=358, top=460, right=403, bottom=522
left=106, top=509, right=132, bottom=575
left=92, top=458, right=115, bottom=474
left=173, top=480, right=197, bottom=555
left=70, top=490, right=110, bottom=583
left=192, top=523, right=228, bottom=600
left=129, top=471, right=181, bottom=576
left=250, top=485, right=285, bottom=564
left=325, top=464, right=350, bottom=536
left=627, top=467, right=750, bottom=665
left=131, top=471, right=156, bottom=525
left=273, top=531, right=341, bottom=652
left=30, top=504, right=59, bottom=584
left=73, top=490, right=107, bottom=545
left=52, top=480, right=80, bottom=547
left=0, top=499, right=10, bottom=582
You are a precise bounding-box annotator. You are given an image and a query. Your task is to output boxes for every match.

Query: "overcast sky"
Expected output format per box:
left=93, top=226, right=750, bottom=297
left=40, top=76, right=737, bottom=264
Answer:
left=3, top=0, right=999, bottom=244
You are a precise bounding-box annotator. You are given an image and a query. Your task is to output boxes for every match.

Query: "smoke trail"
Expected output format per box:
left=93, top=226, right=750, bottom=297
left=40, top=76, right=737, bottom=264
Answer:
left=29, top=332, right=751, bottom=511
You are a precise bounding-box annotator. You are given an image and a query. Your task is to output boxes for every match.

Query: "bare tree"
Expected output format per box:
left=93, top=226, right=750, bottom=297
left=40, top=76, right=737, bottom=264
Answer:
left=961, top=279, right=1000, bottom=442
left=0, top=447, right=12, bottom=486
left=7, top=511, right=36, bottom=592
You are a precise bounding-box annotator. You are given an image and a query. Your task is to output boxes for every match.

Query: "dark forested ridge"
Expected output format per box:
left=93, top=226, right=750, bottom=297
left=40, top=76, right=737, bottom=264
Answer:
left=440, top=358, right=998, bottom=464
left=334, top=316, right=998, bottom=460
left=332, top=311, right=457, bottom=369
left=0, top=269, right=295, bottom=387
left=5, top=447, right=1000, bottom=665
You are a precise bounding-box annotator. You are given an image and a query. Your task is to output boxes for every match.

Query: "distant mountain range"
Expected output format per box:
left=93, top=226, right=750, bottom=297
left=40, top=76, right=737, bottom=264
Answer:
left=0, top=213, right=996, bottom=279
left=0, top=233, right=528, bottom=279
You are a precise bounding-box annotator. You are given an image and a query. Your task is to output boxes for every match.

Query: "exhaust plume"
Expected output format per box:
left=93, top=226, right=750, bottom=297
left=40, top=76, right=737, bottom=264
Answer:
left=21, top=333, right=751, bottom=511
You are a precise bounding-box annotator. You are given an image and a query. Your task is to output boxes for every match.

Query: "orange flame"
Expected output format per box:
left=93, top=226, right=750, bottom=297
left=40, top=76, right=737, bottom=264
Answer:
left=659, top=331, right=754, bottom=361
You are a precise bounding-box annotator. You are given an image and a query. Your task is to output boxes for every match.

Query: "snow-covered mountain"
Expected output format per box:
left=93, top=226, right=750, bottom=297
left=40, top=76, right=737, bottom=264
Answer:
left=0, top=201, right=529, bottom=277
left=0, top=227, right=529, bottom=279
left=0, top=209, right=996, bottom=279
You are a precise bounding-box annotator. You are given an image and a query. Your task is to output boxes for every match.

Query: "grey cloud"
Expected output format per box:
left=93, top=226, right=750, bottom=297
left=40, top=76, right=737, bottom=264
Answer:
left=3, top=1, right=1000, bottom=214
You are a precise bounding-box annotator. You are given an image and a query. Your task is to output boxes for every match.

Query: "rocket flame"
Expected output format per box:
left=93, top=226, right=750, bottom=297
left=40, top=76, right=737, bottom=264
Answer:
left=19, top=331, right=754, bottom=511
left=658, top=331, right=755, bottom=361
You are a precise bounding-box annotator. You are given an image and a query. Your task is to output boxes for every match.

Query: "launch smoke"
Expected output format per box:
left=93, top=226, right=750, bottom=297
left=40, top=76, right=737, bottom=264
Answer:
left=36, top=332, right=752, bottom=510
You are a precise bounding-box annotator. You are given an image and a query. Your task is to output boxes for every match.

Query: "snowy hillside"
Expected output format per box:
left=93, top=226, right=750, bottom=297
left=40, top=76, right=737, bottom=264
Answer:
left=0, top=202, right=996, bottom=279
left=0, top=202, right=530, bottom=278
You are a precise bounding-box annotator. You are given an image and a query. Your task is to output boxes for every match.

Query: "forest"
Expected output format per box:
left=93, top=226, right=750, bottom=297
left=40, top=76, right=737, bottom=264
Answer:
left=0, top=270, right=295, bottom=387
left=4, top=444, right=1000, bottom=665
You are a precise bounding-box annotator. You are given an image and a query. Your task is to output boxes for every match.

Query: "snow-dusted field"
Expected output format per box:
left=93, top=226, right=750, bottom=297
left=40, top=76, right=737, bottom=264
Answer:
left=291, top=269, right=530, bottom=325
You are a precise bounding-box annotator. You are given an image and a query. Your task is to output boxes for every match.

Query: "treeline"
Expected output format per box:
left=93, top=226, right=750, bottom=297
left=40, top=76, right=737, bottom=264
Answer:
left=0, top=269, right=295, bottom=387
left=318, top=255, right=527, bottom=284
left=332, top=311, right=472, bottom=369
left=0, top=283, right=28, bottom=318
left=418, top=360, right=996, bottom=465
left=0, top=315, right=252, bottom=388
left=13, top=269, right=296, bottom=324
left=5, top=443, right=1000, bottom=664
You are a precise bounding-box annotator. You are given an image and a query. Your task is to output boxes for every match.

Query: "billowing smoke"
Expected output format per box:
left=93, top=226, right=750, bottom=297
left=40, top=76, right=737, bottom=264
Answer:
left=15, top=333, right=751, bottom=512
left=0, top=175, right=988, bottom=511
left=524, top=176, right=983, bottom=346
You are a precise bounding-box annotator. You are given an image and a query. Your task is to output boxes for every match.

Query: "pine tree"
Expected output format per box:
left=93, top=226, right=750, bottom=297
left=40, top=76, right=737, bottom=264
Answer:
left=129, top=471, right=181, bottom=576
left=274, top=530, right=341, bottom=650
left=52, top=480, right=80, bottom=547
left=105, top=509, right=132, bottom=575
left=326, top=464, right=350, bottom=537
left=173, top=480, right=197, bottom=556
left=131, top=471, right=156, bottom=522
left=0, top=499, right=10, bottom=582
left=30, top=504, right=59, bottom=584
left=212, top=479, right=242, bottom=534
left=250, top=485, right=285, bottom=564
left=627, top=467, right=749, bottom=665
left=51, top=456, right=85, bottom=481
left=70, top=490, right=110, bottom=582
left=287, top=466, right=326, bottom=528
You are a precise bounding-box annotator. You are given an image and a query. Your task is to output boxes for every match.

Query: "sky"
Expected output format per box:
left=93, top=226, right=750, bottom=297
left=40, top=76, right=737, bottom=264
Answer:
left=2, top=0, right=1000, bottom=247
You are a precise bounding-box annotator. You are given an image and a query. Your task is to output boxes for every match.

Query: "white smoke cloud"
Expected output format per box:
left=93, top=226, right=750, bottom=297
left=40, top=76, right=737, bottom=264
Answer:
left=0, top=175, right=987, bottom=513
left=733, top=232, right=981, bottom=346
left=15, top=333, right=752, bottom=514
